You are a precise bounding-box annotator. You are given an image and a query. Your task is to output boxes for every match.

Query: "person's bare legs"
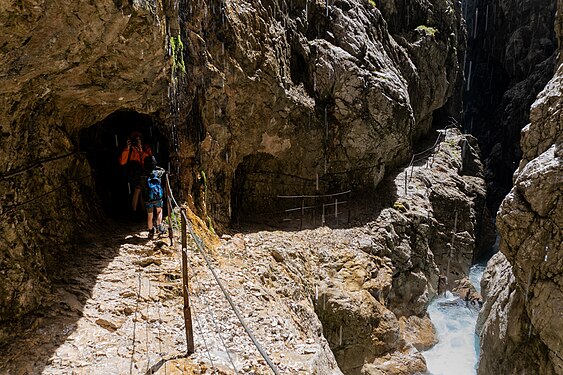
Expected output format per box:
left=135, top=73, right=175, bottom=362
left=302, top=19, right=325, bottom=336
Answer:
left=147, top=210, right=154, bottom=230
left=132, top=187, right=142, bottom=211
left=155, top=207, right=162, bottom=227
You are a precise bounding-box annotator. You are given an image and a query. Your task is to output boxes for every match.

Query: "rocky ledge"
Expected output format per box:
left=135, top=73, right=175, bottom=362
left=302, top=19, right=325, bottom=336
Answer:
left=174, top=128, right=491, bottom=374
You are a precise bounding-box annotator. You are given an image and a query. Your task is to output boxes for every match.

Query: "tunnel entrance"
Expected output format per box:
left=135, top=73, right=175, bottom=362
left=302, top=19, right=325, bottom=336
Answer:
left=80, top=110, right=170, bottom=220
left=231, top=153, right=346, bottom=229
left=231, top=153, right=283, bottom=223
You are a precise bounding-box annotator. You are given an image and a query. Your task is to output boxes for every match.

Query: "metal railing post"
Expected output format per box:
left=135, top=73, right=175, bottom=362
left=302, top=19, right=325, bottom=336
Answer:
left=300, top=197, right=304, bottom=230
left=347, top=192, right=351, bottom=224
left=334, top=198, right=338, bottom=226
left=446, top=210, right=458, bottom=292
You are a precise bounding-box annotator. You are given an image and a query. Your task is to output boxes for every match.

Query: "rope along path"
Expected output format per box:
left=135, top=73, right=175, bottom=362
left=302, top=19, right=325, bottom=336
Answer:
left=165, top=174, right=281, bottom=375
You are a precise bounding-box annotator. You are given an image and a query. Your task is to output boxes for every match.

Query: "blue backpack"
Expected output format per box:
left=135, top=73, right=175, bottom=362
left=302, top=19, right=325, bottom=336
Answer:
left=146, top=168, right=164, bottom=202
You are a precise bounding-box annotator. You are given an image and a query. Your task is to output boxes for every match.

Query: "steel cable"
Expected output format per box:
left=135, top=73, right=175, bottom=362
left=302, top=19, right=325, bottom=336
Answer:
left=186, top=244, right=239, bottom=374
left=130, top=268, right=142, bottom=375
left=165, top=175, right=281, bottom=375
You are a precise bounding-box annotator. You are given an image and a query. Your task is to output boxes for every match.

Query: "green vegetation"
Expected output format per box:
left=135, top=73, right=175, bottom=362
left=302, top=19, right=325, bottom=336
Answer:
left=200, top=170, right=207, bottom=198
left=415, top=25, right=438, bottom=37
left=368, top=0, right=377, bottom=7
left=169, top=209, right=181, bottom=230
left=170, top=35, right=186, bottom=75
left=207, top=217, right=216, bottom=234
left=393, top=201, right=407, bottom=212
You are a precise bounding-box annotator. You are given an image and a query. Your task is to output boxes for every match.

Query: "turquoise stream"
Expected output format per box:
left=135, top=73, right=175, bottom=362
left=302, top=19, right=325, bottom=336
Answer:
left=422, top=264, right=486, bottom=375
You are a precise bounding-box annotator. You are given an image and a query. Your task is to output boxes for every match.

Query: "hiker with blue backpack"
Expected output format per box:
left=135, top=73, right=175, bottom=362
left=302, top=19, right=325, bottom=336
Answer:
left=142, top=156, right=166, bottom=239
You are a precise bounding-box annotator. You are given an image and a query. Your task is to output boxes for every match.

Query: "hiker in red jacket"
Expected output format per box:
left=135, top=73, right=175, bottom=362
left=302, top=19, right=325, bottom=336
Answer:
left=119, top=131, right=152, bottom=213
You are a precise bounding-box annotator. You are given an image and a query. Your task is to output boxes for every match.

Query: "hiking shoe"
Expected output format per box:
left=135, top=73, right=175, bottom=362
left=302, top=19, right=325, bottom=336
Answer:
left=157, top=224, right=167, bottom=235
left=148, top=228, right=155, bottom=239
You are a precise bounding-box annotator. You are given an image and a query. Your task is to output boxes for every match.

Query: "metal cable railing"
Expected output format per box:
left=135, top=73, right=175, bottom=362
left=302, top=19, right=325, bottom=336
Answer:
left=164, top=174, right=281, bottom=375
left=402, top=124, right=460, bottom=195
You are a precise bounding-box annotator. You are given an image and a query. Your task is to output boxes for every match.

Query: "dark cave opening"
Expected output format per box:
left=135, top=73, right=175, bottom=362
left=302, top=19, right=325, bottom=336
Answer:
left=231, top=153, right=284, bottom=222
left=230, top=153, right=355, bottom=230
left=79, top=110, right=170, bottom=220
left=231, top=153, right=320, bottom=228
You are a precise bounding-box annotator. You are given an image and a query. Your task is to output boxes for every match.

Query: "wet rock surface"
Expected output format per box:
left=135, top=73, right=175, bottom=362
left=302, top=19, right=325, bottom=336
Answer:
left=463, top=0, right=558, bottom=211
left=193, top=0, right=465, bottom=224
left=477, top=2, right=563, bottom=373
left=1, top=129, right=490, bottom=374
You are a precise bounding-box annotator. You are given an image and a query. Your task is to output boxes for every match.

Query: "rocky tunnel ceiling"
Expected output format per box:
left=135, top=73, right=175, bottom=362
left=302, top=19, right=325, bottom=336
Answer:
left=0, top=0, right=178, bottom=329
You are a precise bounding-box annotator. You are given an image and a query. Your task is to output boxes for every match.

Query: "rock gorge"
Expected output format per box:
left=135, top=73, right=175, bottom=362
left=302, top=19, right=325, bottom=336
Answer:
left=477, top=0, right=563, bottom=373
left=0, top=0, right=561, bottom=374
left=464, top=0, right=558, bottom=212
left=1, top=0, right=465, bottom=334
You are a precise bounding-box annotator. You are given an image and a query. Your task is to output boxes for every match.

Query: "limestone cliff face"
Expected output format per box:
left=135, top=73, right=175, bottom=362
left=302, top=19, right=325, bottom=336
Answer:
left=0, top=0, right=465, bottom=345
left=463, top=0, right=557, bottom=211
left=0, top=0, right=175, bottom=337
left=182, top=0, right=465, bottom=224
left=477, top=1, right=563, bottom=373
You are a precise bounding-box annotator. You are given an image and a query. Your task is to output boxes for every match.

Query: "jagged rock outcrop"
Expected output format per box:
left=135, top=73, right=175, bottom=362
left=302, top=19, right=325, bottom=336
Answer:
left=193, top=0, right=466, bottom=224
left=463, top=0, right=558, bottom=212
left=0, top=0, right=466, bottom=343
left=478, top=252, right=559, bottom=375
left=477, top=2, right=563, bottom=372
left=193, top=129, right=490, bottom=374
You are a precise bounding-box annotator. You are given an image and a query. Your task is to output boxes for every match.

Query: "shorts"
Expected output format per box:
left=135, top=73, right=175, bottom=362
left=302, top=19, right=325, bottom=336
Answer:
left=128, top=165, right=142, bottom=189
left=145, top=200, right=163, bottom=213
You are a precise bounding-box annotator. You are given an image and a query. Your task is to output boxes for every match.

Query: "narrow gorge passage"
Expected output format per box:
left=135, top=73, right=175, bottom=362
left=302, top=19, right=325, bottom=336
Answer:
left=1, top=127, right=490, bottom=375
left=1, top=0, right=561, bottom=374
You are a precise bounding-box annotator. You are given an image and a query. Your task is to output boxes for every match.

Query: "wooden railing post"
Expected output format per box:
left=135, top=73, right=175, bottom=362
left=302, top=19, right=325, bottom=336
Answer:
left=165, top=174, right=174, bottom=246
left=180, top=208, right=195, bottom=355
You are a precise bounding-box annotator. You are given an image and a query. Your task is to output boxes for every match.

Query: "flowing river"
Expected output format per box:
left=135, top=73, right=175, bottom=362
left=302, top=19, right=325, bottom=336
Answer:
left=422, top=263, right=486, bottom=375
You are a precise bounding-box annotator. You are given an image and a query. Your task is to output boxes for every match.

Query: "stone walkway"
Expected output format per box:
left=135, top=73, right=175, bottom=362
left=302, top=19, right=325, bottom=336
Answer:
left=0, top=224, right=192, bottom=374
left=0, top=220, right=338, bottom=375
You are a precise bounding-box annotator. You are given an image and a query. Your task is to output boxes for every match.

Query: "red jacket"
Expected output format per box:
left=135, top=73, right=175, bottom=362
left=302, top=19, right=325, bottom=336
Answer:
left=119, top=145, right=153, bottom=167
